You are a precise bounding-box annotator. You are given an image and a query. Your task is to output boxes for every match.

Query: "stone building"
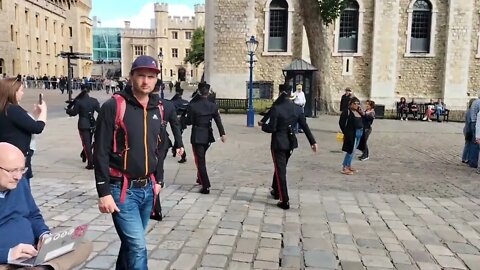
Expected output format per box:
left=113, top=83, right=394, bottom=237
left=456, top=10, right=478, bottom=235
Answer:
left=120, top=3, right=205, bottom=83
left=0, top=0, right=93, bottom=78
left=205, top=0, right=480, bottom=111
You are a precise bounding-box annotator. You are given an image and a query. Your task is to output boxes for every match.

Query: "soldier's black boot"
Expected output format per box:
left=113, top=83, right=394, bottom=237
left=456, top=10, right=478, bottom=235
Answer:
left=200, top=187, right=210, bottom=194
left=270, top=190, right=279, bottom=200
left=277, top=201, right=290, bottom=210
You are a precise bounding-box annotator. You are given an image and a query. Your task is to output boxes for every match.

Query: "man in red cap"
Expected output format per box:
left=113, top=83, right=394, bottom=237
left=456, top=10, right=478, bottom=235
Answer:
left=94, top=55, right=184, bottom=270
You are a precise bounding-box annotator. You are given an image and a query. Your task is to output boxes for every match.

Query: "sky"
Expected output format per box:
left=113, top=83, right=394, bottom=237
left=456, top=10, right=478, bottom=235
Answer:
left=91, top=0, right=204, bottom=28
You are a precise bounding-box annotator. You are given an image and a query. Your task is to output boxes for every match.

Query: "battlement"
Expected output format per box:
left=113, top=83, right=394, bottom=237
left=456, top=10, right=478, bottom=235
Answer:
left=167, top=16, right=196, bottom=29
left=122, top=28, right=155, bottom=38
left=154, top=2, right=168, bottom=13
left=194, top=4, right=205, bottom=13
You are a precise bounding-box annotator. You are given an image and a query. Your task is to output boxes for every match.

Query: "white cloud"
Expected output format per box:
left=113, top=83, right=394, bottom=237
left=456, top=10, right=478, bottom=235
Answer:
left=98, top=2, right=195, bottom=29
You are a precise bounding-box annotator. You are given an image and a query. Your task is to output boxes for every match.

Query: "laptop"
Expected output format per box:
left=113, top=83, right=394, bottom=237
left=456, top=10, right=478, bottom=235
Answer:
left=10, top=224, right=89, bottom=267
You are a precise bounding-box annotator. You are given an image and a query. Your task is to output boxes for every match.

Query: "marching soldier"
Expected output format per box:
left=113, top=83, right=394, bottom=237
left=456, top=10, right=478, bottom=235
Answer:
left=260, top=84, right=318, bottom=209
left=66, top=86, right=100, bottom=169
left=170, top=86, right=189, bottom=163
left=186, top=84, right=226, bottom=193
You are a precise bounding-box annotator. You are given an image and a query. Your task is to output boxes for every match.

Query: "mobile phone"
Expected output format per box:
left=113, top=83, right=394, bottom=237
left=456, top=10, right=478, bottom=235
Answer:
left=38, top=93, right=43, bottom=105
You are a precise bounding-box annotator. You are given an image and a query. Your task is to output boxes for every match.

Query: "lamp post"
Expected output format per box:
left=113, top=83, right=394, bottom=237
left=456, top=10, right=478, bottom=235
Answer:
left=246, top=35, right=258, bottom=128
left=158, top=49, right=164, bottom=99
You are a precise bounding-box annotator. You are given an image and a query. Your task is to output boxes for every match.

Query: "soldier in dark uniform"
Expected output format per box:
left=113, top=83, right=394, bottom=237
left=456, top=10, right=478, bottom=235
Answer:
left=170, top=87, right=189, bottom=163
left=260, top=84, right=318, bottom=209
left=186, top=84, right=226, bottom=194
left=66, top=86, right=100, bottom=169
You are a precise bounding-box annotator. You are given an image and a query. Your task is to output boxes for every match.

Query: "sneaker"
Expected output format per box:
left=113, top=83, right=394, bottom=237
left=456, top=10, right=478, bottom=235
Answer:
left=405, top=118, right=408, bottom=121
left=270, top=190, right=280, bottom=200
left=360, top=156, right=369, bottom=161
left=428, top=119, right=432, bottom=122
left=400, top=118, right=404, bottom=121
left=341, top=168, right=353, bottom=175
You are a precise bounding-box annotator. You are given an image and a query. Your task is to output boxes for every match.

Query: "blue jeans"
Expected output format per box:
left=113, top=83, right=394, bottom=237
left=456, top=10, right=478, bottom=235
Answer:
left=111, top=182, right=154, bottom=270
left=469, top=122, right=479, bottom=168
left=462, top=141, right=473, bottom=162
left=343, top=129, right=363, bottom=167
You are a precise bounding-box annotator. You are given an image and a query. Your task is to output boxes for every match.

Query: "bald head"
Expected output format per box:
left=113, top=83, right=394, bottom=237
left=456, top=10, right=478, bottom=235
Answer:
left=0, top=143, right=25, bottom=191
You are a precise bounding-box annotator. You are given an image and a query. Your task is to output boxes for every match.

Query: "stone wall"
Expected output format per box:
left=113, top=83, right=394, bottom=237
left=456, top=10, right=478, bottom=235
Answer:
left=468, top=2, right=480, bottom=97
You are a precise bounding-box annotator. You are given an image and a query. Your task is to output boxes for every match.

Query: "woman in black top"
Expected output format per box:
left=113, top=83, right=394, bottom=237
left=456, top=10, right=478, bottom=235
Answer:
left=339, top=97, right=364, bottom=175
left=0, top=78, right=47, bottom=184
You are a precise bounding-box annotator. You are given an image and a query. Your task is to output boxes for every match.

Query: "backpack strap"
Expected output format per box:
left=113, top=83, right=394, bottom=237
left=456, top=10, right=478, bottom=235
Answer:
left=111, top=94, right=129, bottom=204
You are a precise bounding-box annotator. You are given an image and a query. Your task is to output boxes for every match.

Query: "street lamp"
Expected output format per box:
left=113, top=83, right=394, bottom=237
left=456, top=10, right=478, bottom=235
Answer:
left=158, top=49, right=164, bottom=99
left=246, top=35, right=258, bottom=128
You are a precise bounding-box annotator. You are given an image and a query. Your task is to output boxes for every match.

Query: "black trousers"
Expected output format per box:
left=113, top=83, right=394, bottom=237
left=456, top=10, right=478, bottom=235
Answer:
left=363, top=128, right=372, bottom=157
left=192, top=144, right=211, bottom=189
left=78, top=129, right=93, bottom=166
left=271, top=149, right=292, bottom=203
left=157, top=147, right=169, bottom=182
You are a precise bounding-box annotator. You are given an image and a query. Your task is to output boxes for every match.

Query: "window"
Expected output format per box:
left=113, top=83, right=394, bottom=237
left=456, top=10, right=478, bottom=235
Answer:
left=172, top=48, right=178, bottom=58
left=36, top=38, right=39, bottom=51
left=69, top=46, right=73, bottom=53
left=10, top=25, right=13, bottom=41
left=268, top=0, right=288, bottom=52
left=61, top=24, right=64, bottom=36
left=185, top=49, right=191, bottom=57
left=45, top=17, right=48, bottom=31
left=53, top=21, right=56, bottom=34
left=134, top=45, right=145, bottom=56
left=35, top=14, right=39, bottom=28
left=26, top=35, right=30, bottom=51
left=45, top=40, right=49, bottom=54
left=14, top=4, right=17, bottom=21
left=0, top=0, right=3, bottom=10
left=172, top=31, right=178, bottom=39
left=0, top=59, right=3, bottom=74
left=185, top=31, right=192, bottom=40
left=69, top=27, right=73, bottom=37
left=170, top=69, right=173, bottom=77
left=410, top=0, right=432, bottom=53
left=338, top=1, right=359, bottom=53
left=25, top=10, right=29, bottom=24
left=54, top=42, right=57, bottom=55
left=405, top=0, right=436, bottom=56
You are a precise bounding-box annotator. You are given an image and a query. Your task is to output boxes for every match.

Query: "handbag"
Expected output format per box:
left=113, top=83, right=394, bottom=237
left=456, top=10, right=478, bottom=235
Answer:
left=336, top=132, right=344, bottom=142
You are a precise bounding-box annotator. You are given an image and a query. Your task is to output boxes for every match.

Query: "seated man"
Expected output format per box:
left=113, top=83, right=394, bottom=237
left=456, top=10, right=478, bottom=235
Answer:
left=0, top=143, right=92, bottom=270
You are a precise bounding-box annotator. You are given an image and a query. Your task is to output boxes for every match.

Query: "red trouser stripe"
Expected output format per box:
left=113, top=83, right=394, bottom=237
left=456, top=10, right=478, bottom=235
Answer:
left=192, top=145, right=202, bottom=185
left=78, top=130, right=91, bottom=163
left=271, top=150, right=283, bottom=202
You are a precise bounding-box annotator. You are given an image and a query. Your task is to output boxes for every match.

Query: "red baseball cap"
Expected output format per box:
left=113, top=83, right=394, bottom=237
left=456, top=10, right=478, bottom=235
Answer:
left=130, top=55, right=160, bottom=74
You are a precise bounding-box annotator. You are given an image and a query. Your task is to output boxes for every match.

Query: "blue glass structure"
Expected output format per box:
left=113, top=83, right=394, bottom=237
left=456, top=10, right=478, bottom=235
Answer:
left=93, top=28, right=122, bottom=62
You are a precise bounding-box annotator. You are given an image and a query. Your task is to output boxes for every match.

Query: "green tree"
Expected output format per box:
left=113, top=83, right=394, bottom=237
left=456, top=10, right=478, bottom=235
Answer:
left=184, top=27, right=205, bottom=67
left=300, top=0, right=348, bottom=112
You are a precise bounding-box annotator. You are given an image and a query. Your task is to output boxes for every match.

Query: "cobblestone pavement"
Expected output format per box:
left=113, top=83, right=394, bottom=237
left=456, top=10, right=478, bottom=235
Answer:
left=22, top=89, right=480, bottom=269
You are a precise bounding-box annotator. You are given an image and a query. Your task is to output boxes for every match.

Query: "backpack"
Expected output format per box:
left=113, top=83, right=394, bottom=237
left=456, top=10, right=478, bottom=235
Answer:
left=109, top=94, right=165, bottom=216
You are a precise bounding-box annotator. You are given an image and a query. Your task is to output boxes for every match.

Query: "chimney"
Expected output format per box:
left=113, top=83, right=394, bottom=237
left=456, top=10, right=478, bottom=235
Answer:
left=124, top=21, right=131, bottom=29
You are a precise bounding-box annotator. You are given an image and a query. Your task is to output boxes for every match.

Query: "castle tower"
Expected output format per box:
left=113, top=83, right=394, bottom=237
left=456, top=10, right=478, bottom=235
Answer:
left=194, top=4, right=205, bottom=29
left=154, top=3, right=169, bottom=38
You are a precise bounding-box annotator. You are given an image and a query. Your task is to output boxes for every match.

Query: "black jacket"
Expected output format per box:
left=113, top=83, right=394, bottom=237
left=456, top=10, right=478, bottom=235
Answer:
left=262, top=97, right=316, bottom=151
left=159, top=99, right=184, bottom=150
left=66, top=93, right=100, bottom=130
left=340, top=94, right=351, bottom=112
left=339, top=109, right=365, bottom=154
left=186, top=97, right=225, bottom=144
left=170, top=94, right=189, bottom=130
left=94, top=88, right=167, bottom=197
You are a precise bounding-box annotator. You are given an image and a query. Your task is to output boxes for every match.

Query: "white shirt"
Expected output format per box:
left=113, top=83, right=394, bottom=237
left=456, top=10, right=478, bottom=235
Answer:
left=293, top=91, right=306, bottom=107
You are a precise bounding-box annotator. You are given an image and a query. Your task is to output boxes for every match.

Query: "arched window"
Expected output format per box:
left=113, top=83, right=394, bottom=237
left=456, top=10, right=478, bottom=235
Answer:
left=0, top=59, right=3, bottom=75
left=410, top=0, right=432, bottom=53
left=268, top=0, right=288, bottom=52
left=338, top=1, right=360, bottom=52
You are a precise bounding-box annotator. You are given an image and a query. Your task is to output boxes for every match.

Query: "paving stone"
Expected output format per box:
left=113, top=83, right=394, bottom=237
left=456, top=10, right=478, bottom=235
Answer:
left=170, top=254, right=199, bottom=270
left=356, top=238, right=384, bottom=249
left=304, top=250, right=337, bottom=268
left=260, top=238, right=281, bottom=248
left=335, top=234, right=354, bottom=245
left=210, top=235, right=236, bottom=246
left=340, top=261, right=365, bottom=270
left=394, top=264, right=419, bottom=270
left=228, top=261, right=252, bottom=270
left=361, top=255, right=394, bottom=268
left=433, top=255, right=467, bottom=269
left=253, top=260, right=279, bottom=269
left=235, top=238, right=257, bottom=253
left=201, top=254, right=228, bottom=268
left=407, top=251, right=434, bottom=263
left=150, top=249, right=179, bottom=260
left=457, top=253, right=480, bottom=269
left=282, top=246, right=301, bottom=257
left=256, top=247, right=280, bottom=262
left=206, top=245, right=233, bottom=255
left=390, top=251, right=412, bottom=264
left=281, top=256, right=302, bottom=268
left=85, top=255, right=117, bottom=269
left=417, top=262, right=441, bottom=270
left=425, top=244, right=454, bottom=256
left=232, top=252, right=254, bottom=263
left=338, top=249, right=361, bottom=262
left=445, top=242, right=480, bottom=255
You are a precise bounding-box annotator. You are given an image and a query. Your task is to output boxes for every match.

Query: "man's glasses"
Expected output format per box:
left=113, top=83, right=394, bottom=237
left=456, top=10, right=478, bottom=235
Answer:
left=0, top=166, right=27, bottom=176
